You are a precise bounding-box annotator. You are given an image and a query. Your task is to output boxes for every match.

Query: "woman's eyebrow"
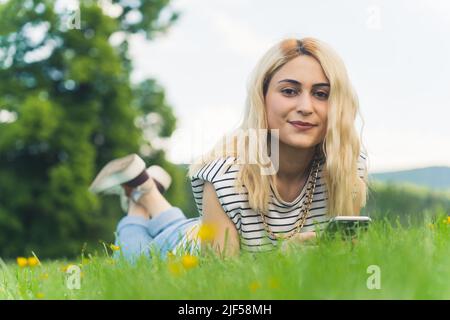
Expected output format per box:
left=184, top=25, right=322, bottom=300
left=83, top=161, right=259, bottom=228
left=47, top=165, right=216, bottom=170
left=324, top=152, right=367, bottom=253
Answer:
left=277, top=79, right=330, bottom=87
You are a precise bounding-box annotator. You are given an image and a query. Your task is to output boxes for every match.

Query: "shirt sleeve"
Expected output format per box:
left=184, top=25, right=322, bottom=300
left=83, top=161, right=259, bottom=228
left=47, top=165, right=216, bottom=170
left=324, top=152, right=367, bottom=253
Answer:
left=190, top=156, right=236, bottom=218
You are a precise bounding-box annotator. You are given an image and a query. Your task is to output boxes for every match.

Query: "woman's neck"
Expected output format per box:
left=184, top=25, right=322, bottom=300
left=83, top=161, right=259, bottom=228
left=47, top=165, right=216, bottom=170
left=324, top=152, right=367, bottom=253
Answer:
left=276, top=142, right=317, bottom=184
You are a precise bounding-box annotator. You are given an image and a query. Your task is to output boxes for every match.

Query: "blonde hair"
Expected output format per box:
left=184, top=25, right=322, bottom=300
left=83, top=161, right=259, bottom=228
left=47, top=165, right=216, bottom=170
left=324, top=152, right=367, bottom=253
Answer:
left=188, top=37, right=370, bottom=217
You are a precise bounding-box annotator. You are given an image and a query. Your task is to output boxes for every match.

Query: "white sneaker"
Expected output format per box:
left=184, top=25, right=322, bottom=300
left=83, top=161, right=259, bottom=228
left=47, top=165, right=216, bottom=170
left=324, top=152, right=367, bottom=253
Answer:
left=89, top=154, right=172, bottom=212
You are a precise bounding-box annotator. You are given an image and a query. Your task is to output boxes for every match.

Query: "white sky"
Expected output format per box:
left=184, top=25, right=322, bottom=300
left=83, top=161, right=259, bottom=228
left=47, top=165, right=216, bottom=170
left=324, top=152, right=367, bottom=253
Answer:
left=128, top=0, right=450, bottom=173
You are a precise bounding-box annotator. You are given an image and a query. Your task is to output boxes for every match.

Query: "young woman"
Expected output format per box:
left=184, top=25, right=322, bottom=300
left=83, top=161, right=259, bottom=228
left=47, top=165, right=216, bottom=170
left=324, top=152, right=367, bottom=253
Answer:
left=90, top=37, right=369, bottom=262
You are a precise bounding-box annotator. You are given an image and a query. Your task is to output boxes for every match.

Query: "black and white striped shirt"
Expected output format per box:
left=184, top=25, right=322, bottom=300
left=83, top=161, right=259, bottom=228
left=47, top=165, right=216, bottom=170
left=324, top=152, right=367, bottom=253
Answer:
left=187, top=152, right=367, bottom=253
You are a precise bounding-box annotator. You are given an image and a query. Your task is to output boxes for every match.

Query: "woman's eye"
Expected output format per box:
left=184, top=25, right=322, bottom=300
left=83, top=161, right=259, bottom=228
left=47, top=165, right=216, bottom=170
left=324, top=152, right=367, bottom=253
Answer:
left=315, top=91, right=329, bottom=99
left=281, top=88, right=297, bottom=96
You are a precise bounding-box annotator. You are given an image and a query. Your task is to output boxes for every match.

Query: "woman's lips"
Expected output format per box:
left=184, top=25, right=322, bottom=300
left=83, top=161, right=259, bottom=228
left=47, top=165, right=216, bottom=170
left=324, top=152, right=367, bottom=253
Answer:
left=289, top=121, right=316, bottom=131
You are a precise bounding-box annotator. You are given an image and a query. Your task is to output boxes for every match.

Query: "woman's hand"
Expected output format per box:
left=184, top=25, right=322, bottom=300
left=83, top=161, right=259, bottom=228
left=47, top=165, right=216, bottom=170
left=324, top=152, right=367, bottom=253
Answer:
left=281, top=231, right=317, bottom=251
left=281, top=231, right=316, bottom=250
left=290, top=231, right=317, bottom=243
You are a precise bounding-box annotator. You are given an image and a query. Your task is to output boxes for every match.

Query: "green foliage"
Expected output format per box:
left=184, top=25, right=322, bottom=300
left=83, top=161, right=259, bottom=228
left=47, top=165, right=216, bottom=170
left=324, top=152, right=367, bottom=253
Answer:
left=362, top=181, right=450, bottom=226
left=0, top=0, right=185, bottom=258
left=1, top=214, right=449, bottom=299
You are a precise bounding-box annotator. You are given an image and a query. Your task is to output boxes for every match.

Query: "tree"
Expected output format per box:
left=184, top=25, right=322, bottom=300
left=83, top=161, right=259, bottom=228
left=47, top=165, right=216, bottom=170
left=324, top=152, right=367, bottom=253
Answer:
left=0, top=0, right=190, bottom=258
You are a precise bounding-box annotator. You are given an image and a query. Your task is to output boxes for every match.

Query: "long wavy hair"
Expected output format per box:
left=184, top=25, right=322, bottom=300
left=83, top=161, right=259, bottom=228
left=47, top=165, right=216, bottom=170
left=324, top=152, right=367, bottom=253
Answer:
left=188, top=37, right=370, bottom=217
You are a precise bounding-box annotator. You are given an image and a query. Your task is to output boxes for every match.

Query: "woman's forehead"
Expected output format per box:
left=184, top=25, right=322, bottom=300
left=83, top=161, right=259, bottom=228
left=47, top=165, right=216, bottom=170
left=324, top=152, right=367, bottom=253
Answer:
left=273, top=55, right=328, bottom=85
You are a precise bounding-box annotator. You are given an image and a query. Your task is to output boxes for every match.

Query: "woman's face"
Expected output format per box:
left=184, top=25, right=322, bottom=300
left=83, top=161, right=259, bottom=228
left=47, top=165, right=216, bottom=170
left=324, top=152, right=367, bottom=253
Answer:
left=265, top=55, right=330, bottom=150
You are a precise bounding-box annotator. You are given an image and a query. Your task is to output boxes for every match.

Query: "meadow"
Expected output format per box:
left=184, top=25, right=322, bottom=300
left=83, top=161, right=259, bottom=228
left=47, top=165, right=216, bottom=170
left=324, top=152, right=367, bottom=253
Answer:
left=1, top=213, right=449, bottom=300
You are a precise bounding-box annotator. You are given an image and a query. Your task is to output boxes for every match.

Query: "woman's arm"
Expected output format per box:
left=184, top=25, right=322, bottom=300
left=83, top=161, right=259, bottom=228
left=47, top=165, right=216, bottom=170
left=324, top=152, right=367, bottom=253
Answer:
left=201, top=181, right=240, bottom=258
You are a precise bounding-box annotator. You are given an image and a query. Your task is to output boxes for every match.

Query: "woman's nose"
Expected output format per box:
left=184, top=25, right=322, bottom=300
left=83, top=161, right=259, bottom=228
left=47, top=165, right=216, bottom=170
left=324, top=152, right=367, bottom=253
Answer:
left=296, top=92, right=314, bottom=113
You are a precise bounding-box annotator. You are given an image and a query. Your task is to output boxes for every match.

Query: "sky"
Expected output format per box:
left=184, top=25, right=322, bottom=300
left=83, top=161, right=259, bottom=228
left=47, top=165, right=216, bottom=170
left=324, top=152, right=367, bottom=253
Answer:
left=127, top=0, right=450, bottom=173
left=1, top=0, right=448, bottom=172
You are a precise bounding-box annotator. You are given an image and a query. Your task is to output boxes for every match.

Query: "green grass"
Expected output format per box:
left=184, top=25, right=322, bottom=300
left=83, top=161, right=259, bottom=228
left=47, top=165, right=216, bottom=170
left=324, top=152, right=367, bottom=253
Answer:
left=1, top=215, right=449, bottom=300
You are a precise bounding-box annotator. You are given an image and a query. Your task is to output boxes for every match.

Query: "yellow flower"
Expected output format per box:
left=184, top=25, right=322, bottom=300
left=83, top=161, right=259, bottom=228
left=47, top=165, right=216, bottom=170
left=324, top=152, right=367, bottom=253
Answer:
left=168, top=261, right=183, bottom=277
left=445, top=216, right=450, bottom=224
left=61, top=264, right=76, bottom=272
left=166, top=252, right=176, bottom=260
left=268, top=277, right=280, bottom=289
left=249, top=281, right=261, bottom=292
left=40, top=273, right=49, bottom=280
left=35, top=292, right=44, bottom=299
left=428, top=223, right=435, bottom=230
left=110, top=244, right=120, bottom=251
left=17, top=257, right=28, bottom=268
left=181, top=255, right=199, bottom=270
left=197, top=223, right=217, bottom=242
left=27, top=257, right=40, bottom=267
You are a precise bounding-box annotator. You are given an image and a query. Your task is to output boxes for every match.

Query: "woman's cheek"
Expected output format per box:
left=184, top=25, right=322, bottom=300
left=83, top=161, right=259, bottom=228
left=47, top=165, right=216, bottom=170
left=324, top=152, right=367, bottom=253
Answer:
left=318, top=123, right=327, bottom=140
left=266, top=105, right=285, bottom=129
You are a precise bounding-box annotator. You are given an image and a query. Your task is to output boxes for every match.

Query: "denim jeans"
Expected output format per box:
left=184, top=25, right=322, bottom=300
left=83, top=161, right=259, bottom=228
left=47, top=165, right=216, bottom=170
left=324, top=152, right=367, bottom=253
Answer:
left=113, top=206, right=200, bottom=263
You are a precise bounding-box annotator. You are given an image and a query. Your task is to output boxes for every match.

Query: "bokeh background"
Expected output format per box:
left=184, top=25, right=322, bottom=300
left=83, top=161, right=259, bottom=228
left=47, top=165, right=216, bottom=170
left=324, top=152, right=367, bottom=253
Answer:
left=0, top=0, right=449, bottom=259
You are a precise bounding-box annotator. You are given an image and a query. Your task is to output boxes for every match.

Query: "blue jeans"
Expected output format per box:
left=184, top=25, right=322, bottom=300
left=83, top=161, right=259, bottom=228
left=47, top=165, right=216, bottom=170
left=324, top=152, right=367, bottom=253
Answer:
left=113, top=206, right=200, bottom=263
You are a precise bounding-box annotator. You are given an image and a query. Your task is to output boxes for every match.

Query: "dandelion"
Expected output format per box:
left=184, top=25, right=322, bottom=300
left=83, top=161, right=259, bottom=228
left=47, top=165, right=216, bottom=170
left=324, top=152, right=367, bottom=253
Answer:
left=27, top=257, right=40, bottom=267
left=166, top=251, right=176, bottom=260
left=181, top=255, right=199, bottom=270
left=35, top=292, right=44, bottom=299
left=40, top=273, right=49, bottom=280
left=168, top=261, right=183, bottom=277
left=268, top=277, right=280, bottom=289
left=110, top=244, right=120, bottom=251
left=249, top=281, right=261, bottom=292
left=197, top=223, right=217, bottom=242
left=444, top=216, right=450, bottom=224
left=61, top=264, right=76, bottom=272
left=17, top=257, right=28, bottom=268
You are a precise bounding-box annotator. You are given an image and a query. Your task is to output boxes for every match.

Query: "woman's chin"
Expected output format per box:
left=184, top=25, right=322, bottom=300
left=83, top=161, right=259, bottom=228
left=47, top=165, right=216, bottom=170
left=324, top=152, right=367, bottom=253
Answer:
left=281, top=137, right=318, bottom=150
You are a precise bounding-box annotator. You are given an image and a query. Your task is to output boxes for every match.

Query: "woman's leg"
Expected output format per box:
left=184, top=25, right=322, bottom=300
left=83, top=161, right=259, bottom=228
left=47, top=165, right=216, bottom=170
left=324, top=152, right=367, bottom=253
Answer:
left=114, top=207, right=198, bottom=261
left=113, top=178, right=198, bottom=262
left=113, top=215, right=154, bottom=261
left=123, top=177, right=172, bottom=220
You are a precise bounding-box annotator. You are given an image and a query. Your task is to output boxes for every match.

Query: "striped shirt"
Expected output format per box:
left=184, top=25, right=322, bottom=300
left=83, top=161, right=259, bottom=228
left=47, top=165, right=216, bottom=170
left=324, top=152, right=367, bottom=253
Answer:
left=175, top=152, right=367, bottom=254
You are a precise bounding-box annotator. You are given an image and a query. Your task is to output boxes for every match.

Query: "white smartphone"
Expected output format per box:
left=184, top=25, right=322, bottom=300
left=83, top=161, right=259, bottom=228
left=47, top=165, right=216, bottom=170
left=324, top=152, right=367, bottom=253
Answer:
left=323, top=216, right=372, bottom=239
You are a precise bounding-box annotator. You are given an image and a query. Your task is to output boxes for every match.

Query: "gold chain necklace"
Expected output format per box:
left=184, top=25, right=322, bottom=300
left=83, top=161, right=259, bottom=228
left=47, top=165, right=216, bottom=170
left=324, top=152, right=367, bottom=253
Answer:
left=258, top=155, right=322, bottom=241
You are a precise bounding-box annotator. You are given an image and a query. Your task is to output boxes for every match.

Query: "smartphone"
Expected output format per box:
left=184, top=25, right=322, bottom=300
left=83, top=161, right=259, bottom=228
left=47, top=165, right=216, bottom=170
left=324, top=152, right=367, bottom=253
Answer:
left=322, top=216, right=372, bottom=240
